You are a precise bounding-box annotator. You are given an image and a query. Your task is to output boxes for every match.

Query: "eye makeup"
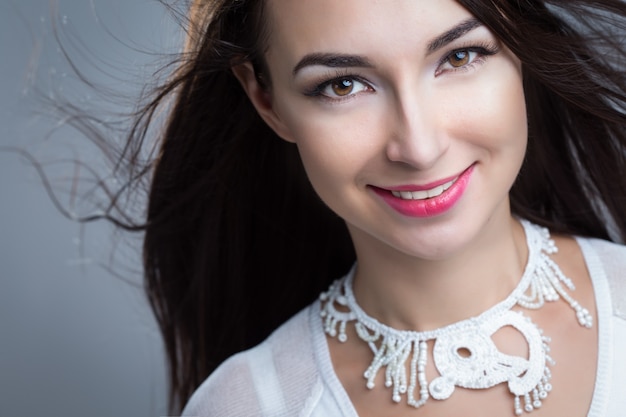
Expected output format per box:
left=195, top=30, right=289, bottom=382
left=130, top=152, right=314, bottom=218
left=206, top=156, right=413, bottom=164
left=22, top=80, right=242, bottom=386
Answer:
left=298, top=39, right=501, bottom=103
left=435, top=41, right=500, bottom=76
left=301, top=70, right=374, bottom=102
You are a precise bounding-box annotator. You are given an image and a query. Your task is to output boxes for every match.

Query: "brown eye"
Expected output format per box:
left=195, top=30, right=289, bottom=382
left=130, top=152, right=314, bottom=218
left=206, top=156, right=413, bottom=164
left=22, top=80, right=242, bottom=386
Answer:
left=314, top=77, right=371, bottom=100
left=449, top=50, right=470, bottom=68
left=331, top=79, right=355, bottom=96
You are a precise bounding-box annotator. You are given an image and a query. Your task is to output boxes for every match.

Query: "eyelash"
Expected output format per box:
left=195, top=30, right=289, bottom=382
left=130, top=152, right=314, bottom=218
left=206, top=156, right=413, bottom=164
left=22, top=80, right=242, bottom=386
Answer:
left=304, top=41, right=500, bottom=102
left=303, top=70, right=371, bottom=102
left=435, top=41, right=500, bottom=75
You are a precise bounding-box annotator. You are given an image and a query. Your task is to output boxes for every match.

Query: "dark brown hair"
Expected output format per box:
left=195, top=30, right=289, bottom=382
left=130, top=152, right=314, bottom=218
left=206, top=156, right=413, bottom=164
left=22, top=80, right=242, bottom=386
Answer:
left=79, top=0, right=626, bottom=412
left=142, top=1, right=354, bottom=411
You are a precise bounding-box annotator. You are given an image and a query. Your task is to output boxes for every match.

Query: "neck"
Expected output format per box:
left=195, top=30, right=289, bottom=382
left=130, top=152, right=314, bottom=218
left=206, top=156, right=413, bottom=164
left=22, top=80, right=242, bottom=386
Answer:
left=349, top=215, right=527, bottom=331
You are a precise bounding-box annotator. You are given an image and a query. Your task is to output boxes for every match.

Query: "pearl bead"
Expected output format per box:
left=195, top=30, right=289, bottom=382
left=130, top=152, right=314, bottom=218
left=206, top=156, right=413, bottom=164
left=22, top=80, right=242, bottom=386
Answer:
left=317, top=220, right=592, bottom=414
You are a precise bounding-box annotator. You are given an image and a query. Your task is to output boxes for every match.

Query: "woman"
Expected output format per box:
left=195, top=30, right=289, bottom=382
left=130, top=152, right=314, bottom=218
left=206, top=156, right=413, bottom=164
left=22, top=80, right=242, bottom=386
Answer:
left=124, top=0, right=626, bottom=415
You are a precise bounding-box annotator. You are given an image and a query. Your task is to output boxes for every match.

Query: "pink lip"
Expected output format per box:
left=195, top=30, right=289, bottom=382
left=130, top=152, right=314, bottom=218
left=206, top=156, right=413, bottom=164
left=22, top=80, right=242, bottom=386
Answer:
left=371, top=164, right=475, bottom=218
left=384, top=171, right=465, bottom=192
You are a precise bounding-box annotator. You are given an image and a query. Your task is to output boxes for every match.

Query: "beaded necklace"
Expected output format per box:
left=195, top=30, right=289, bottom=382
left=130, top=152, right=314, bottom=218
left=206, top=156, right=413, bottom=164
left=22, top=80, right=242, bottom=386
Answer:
left=320, top=220, right=593, bottom=415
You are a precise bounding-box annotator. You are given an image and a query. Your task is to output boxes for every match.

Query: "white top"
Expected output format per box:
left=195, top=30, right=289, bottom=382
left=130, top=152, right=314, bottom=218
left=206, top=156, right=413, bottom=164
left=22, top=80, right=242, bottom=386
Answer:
left=182, top=237, right=626, bottom=416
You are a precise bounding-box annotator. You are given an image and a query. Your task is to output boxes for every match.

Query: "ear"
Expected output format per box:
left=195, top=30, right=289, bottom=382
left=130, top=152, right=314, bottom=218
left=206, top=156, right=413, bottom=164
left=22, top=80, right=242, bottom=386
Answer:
left=231, top=62, right=296, bottom=143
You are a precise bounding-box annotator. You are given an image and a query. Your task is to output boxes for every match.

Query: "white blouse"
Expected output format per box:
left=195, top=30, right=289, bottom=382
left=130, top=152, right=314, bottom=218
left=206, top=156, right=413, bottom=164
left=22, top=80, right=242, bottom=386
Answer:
left=182, top=236, right=626, bottom=416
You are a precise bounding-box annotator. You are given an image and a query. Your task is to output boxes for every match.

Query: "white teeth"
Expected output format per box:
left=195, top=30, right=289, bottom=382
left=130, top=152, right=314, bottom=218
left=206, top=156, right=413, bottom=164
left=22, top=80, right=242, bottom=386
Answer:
left=391, top=178, right=456, bottom=200
left=411, top=190, right=429, bottom=199
left=427, top=185, right=444, bottom=198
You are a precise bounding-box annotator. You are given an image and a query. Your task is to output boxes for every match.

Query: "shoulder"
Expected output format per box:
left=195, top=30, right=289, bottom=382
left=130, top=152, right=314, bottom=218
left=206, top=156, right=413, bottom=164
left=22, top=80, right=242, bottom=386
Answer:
left=181, top=305, right=324, bottom=417
left=576, top=237, right=626, bottom=416
left=576, top=236, right=626, bottom=320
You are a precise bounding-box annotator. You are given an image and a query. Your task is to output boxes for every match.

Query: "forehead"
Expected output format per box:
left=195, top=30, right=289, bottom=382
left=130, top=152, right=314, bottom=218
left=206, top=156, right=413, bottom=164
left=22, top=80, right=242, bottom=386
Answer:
left=263, top=0, right=476, bottom=62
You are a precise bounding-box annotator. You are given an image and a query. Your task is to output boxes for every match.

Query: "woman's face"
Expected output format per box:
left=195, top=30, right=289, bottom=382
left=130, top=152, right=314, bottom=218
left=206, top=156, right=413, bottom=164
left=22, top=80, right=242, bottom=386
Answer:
left=246, top=0, right=528, bottom=260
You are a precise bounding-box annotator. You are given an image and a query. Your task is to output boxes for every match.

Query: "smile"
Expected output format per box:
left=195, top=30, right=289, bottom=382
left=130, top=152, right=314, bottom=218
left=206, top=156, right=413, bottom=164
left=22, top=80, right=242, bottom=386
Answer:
left=390, top=178, right=457, bottom=200
left=372, top=165, right=475, bottom=218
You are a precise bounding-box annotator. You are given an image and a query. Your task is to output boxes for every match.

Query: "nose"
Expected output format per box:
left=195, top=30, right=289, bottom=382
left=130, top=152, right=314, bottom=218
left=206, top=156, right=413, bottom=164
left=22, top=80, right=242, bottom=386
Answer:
left=385, top=90, right=449, bottom=170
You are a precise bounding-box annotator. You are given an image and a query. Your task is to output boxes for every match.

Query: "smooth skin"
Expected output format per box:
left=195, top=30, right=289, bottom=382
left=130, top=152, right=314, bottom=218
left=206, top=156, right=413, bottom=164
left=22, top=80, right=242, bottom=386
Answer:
left=234, top=0, right=598, bottom=415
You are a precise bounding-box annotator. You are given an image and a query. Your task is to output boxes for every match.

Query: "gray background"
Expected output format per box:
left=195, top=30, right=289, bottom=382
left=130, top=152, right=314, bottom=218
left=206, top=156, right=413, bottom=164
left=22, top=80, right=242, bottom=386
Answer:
left=0, top=1, right=176, bottom=415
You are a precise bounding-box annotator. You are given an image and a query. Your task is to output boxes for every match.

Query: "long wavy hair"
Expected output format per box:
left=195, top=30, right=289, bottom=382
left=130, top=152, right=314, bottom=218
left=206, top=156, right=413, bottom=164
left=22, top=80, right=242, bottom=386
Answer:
left=83, top=0, right=626, bottom=412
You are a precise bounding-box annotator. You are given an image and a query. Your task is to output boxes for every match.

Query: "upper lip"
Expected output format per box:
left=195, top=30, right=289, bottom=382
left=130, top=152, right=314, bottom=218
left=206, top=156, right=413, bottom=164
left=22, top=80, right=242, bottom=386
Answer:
left=378, top=166, right=472, bottom=192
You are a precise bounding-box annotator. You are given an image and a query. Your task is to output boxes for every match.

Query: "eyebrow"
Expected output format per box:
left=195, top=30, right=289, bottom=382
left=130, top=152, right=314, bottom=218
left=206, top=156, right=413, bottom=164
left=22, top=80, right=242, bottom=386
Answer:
left=292, top=17, right=484, bottom=75
left=292, top=53, right=373, bottom=75
left=427, top=18, right=483, bottom=54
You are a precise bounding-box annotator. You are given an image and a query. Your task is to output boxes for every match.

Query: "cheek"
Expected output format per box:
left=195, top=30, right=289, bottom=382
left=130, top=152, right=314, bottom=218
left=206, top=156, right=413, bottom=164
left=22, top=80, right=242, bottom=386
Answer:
left=277, top=101, right=380, bottom=189
left=292, top=124, right=366, bottom=198
left=486, top=79, right=527, bottom=147
left=442, top=67, right=528, bottom=158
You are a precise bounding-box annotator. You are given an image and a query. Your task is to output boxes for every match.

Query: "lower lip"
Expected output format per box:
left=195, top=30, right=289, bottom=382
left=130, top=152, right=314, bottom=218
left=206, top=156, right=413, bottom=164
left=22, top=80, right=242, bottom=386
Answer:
left=372, top=165, right=474, bottom=218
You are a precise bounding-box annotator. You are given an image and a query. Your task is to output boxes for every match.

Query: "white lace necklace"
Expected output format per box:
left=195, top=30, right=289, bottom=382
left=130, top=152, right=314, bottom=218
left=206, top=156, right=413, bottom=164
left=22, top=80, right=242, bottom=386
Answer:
left=320, top=220, right=593, bottom=416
